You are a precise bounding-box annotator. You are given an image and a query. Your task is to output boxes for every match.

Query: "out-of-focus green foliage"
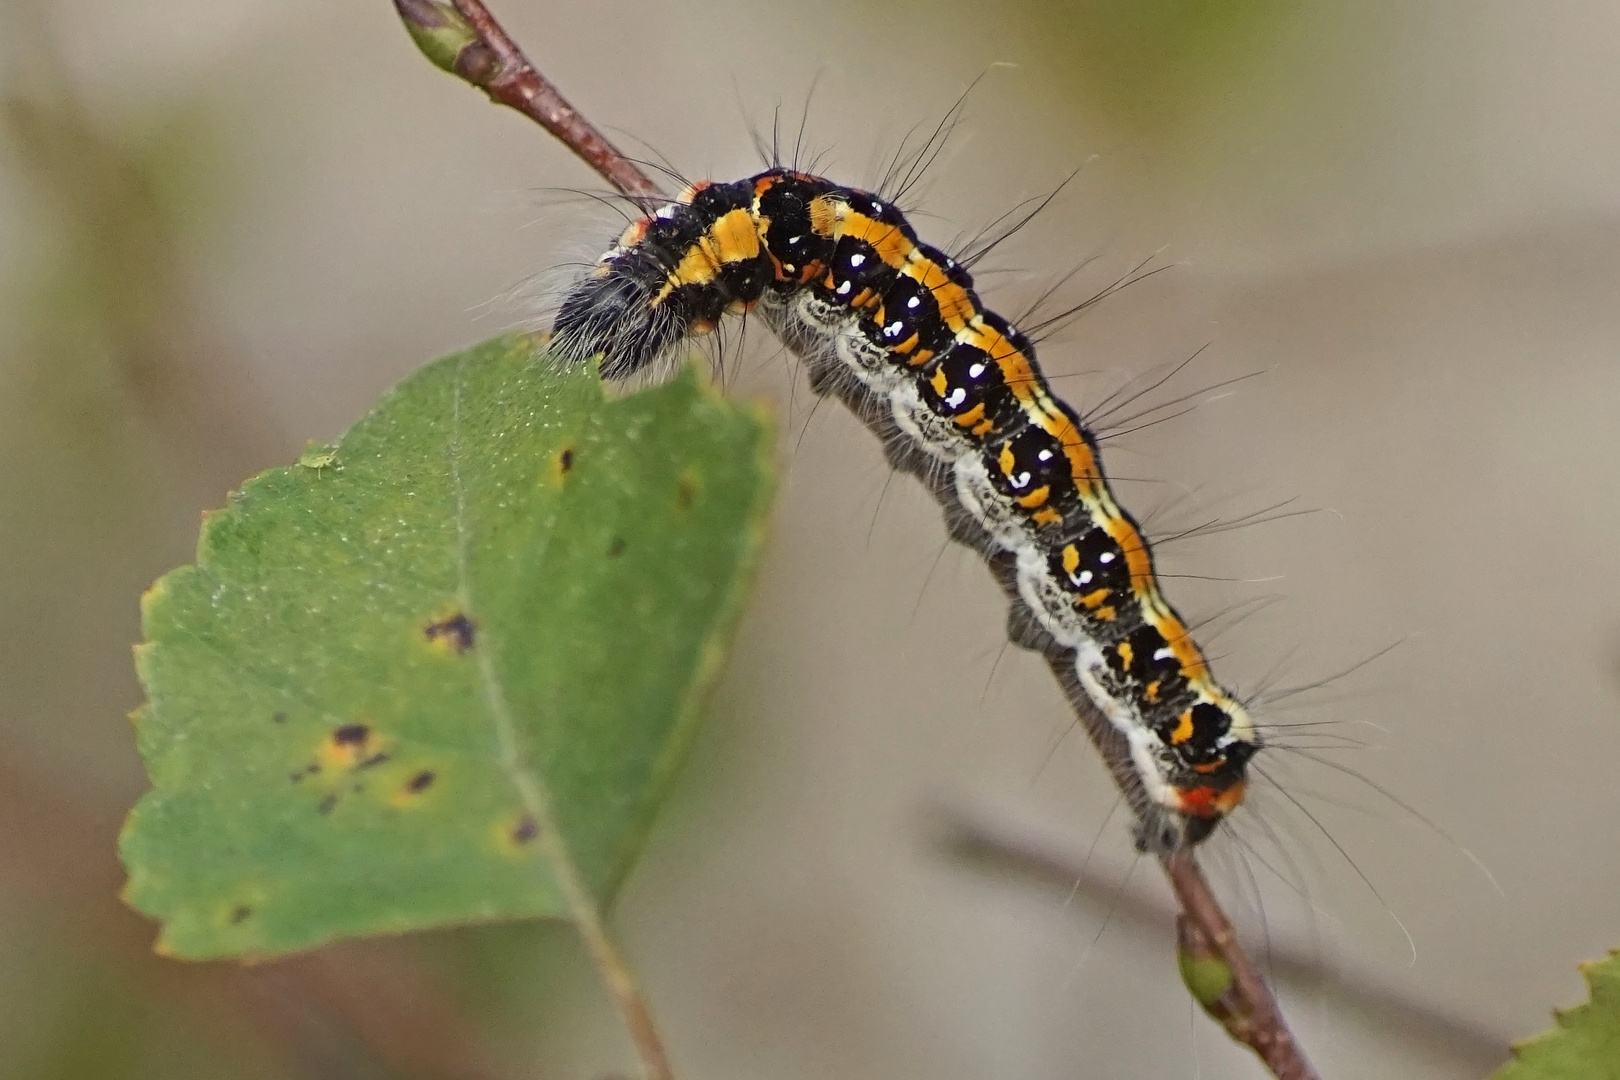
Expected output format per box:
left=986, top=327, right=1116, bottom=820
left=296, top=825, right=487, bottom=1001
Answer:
left=1019, top=0, right=1297, bottom=134
left=1492, top=952, right=1620, bottom=1080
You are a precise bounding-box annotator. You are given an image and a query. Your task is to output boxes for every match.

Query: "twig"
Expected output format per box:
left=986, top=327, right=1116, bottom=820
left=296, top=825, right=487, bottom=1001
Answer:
left=1165, top=853, right=1316, bottom=1078
left=392, top=4, right=1317, bottom=1077
left=935, top=801, right=1509, bottom=1074
left=394, top=0, right=660, bottom=200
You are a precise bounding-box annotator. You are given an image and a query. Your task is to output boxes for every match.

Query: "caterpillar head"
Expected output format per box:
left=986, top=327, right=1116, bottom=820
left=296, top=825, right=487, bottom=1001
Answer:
left=1134, top=698, right=1261, bottom=852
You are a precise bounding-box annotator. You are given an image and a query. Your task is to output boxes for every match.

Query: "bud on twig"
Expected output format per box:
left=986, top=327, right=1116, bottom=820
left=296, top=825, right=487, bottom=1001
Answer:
left=1177, top=914, right=1242, bottom=1030
left=393, top=0, right=479, bottom=76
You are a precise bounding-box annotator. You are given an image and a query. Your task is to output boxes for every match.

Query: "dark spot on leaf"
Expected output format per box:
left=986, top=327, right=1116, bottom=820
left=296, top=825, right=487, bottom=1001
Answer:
left=358, top=751, right=391, bottom=771
left=675, top=475, right=699, bottom=510
left=559, top=447, right=574, bottom=472
left=230, top=905, right=252, bottom=924
left=307, top=762, right=321, bottom=775
left=607, top=537, right=627, bottom=558
left=351, top=782, right=366, bottom=795
left=333, top=723, right=369, bottom=746
left=289, top=769, right=304, bottom=784
left=511, top=815, right=539, bottom=845
left=407, top=770, right=436, bottom=793
left=318, top=793, right=339, bottom=815
left=424, top=612, right=476, bottom=654
left=272, top=711, right=287, bottom=724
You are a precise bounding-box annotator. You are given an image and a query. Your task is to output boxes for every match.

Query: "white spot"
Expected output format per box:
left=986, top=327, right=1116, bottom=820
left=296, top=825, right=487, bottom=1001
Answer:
left=655, top=206, right=677, bottom=219
left=968, top=362, right=985, bottom=378
left=907, top=296, right=921, bottom=309
left=947, top=388, right=967, bottom=407
left=1013, top=471, right=1031, bottom=488
left=1099, top=551, right=1115, bottom=564
left=1076, top=570, right=1094, bottom=586
left=784, top=264, right=796, bottom=273
left=788, top=235, right=802, bottom=244
left=886, top=321, right=904, bottom=336
left=849, top=252, right=866, bottom=268
left=1153, top=647, right=1175, bottom=662
left=872, top=201, right=884, bottom=213
left=1038, top=449, right=1053, bottom=461
left=836, top=280, right=852, bottom=295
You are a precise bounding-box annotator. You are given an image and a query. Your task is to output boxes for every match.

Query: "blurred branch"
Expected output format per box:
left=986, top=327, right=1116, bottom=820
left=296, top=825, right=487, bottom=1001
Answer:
left=3, top=24, right=521, bottom=1074
left=0, top=19, right=284, bottom=496
left=0, top=748, right=520, bottom=1080
left=392, top=2, right=1320, bottom=1078
left=935, top=802, right=1510, bottom=1075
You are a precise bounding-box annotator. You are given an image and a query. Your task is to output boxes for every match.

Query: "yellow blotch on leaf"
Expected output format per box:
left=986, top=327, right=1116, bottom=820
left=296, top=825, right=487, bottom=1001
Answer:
left=388, top=767, right=439, bottom=809
left=493, top=812, right=542, bottom=859
left=317, top=723, right=389, bottom=772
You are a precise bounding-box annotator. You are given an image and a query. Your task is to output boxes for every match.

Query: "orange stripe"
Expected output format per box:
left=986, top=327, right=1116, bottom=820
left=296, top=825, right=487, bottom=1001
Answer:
left=844, top=210, right=916, bottom=269
left=1169, top=710, right=1194, bottom=745
left=1016, top=486, right=1051, bottom=510
left=953, top=402, right=987, bottom=429
left=708, top=207, right=762, bottom=264
left=618, top=219, right=649, bottom=248
left=905, top=258, right=976, bottom=329
left=768, top=178, right=1238, bottom=742
left=809, top=196, right=839, bottom=237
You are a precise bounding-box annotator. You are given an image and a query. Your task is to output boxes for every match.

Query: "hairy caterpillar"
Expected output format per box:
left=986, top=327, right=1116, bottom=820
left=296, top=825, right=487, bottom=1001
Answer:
left=550, top=170, right=1260, bottom=851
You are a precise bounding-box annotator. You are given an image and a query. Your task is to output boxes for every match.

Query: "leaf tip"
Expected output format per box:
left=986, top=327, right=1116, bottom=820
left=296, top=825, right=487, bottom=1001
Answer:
left=138, top=575, right=169, bottom=625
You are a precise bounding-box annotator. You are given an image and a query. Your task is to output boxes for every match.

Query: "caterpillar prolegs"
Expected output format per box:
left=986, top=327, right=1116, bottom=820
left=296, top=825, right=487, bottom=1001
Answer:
left=551, top=170, right=1260, bottom=851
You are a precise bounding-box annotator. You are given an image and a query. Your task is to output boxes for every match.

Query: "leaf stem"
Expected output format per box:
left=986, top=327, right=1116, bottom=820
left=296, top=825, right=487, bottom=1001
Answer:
left=535, top=838, right=676, bottom=1080
left=445, top=357, right=674, bottom=1080
left=393, top=3, right=1317, bottom=1076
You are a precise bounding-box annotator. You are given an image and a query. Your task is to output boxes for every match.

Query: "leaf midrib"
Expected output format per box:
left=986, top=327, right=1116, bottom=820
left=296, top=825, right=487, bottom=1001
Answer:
left=447, top=354, right=580, bottom=914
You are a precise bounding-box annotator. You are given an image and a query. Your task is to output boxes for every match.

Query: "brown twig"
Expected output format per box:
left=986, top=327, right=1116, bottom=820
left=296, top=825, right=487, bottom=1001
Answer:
left=391, top=3, right=1317, bottom=1077
left=936, top=801, right=1508, bottom=1074
left=395, top=0, right=660, bottom=200
left=1164, top=853, right=1317, bottom=1078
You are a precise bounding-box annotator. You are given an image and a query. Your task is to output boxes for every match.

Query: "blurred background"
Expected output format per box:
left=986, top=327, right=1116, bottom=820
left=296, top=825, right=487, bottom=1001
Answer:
left=3, top=0, right=1619, bottom=1076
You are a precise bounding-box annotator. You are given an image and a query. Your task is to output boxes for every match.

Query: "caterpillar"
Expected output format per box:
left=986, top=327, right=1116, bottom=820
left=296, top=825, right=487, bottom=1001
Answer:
left=550, top=170, right=1260, bottom=851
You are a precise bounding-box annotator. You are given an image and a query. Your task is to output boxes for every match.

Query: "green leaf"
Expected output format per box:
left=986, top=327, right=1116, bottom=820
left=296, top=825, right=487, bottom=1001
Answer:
left=120, top=334, right=775, bottom=960
left=1492, top=952, right=1620, bottom=1080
